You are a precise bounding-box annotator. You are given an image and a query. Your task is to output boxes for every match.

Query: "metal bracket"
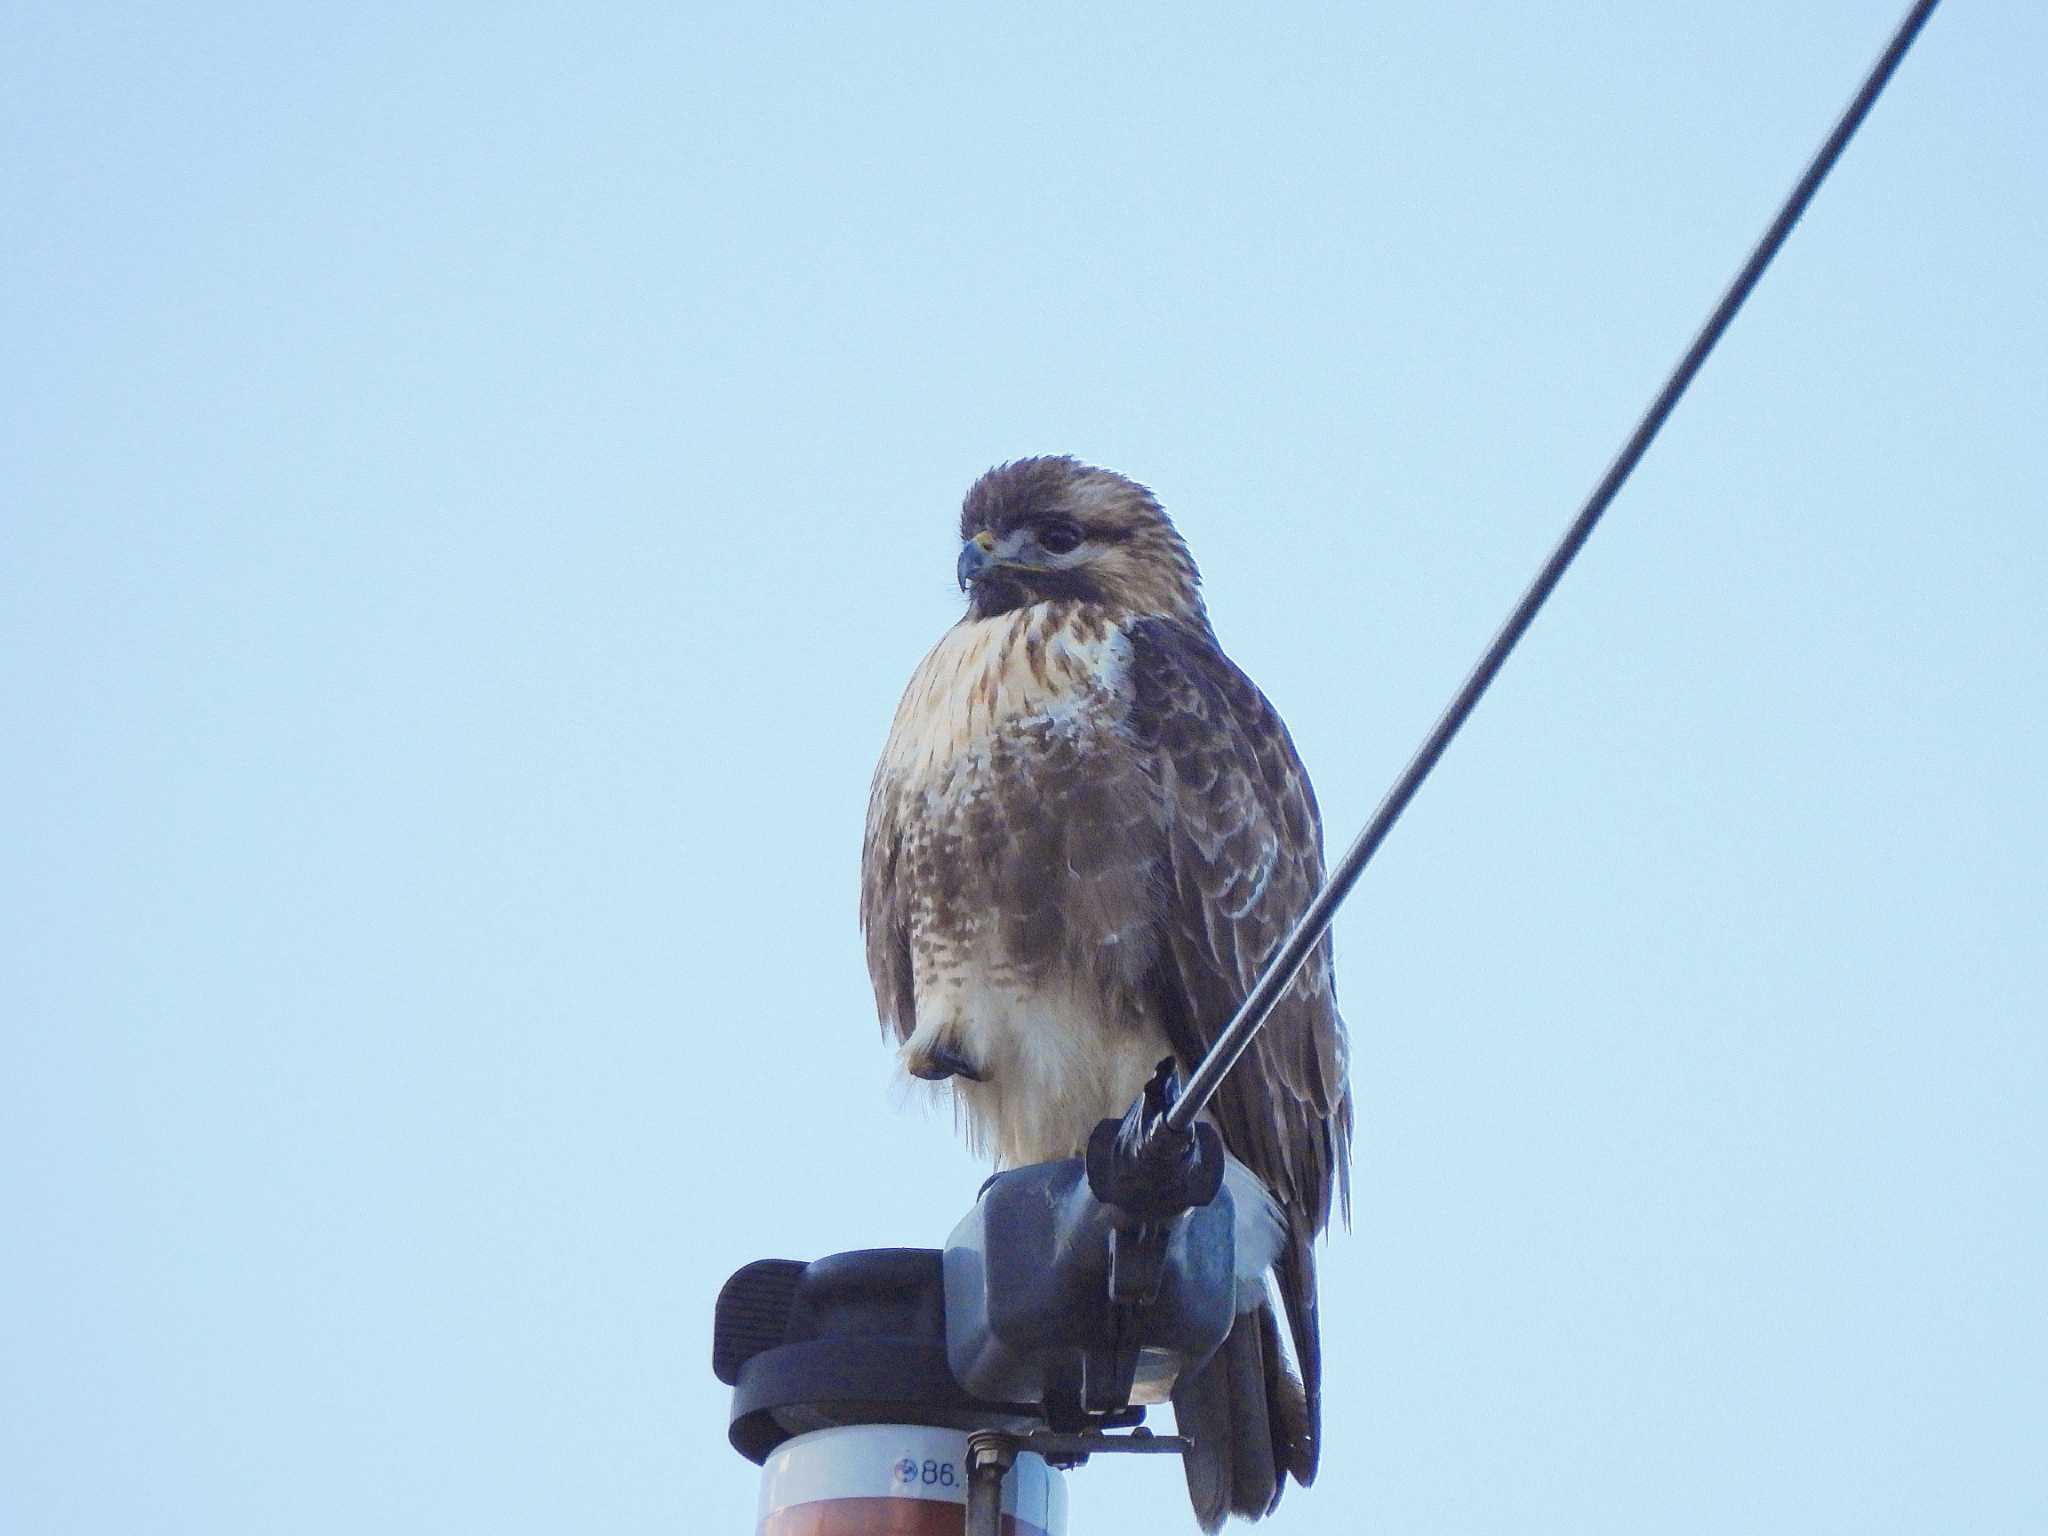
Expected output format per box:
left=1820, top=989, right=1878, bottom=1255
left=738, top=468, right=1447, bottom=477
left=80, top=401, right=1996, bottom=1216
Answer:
left=965, top=1426, right=1194, bottom=1536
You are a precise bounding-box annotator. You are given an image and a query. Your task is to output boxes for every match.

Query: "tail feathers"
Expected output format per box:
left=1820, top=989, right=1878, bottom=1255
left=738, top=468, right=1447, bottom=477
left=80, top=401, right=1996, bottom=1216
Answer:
left=1171, top=1301, right=1313, bottom=1532
left=1272, top=1221, right=1323, bottom=1483
left=1259, top=1299, right=1315, bottom=1489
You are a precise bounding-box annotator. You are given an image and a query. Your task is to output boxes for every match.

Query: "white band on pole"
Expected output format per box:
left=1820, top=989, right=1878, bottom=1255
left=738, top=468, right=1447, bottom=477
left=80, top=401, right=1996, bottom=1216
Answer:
left=757, top=1424, right=1068, bottom=1536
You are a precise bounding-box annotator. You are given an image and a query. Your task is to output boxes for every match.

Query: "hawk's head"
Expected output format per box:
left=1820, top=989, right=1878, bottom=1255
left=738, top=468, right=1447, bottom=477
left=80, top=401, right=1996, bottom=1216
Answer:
left=956, top=457, right=1208, bottom=627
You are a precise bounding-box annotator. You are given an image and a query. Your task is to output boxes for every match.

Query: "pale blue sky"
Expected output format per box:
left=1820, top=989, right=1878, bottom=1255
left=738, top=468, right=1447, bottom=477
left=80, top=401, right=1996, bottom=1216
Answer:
left=4, top=3, right=2043, bottom=1533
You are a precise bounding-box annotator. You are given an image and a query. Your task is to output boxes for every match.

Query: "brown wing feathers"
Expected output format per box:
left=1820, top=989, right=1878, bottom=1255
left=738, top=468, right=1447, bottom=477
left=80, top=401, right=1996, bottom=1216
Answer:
left=1127, top=616, right=1353, bottom=1497
left=859, top=783, right=916, bottom=1043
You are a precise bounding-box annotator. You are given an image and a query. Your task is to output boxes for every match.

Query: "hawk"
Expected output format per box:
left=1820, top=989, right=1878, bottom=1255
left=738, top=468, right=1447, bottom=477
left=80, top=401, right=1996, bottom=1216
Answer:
left=861, top=456, right=1353, bottom=1529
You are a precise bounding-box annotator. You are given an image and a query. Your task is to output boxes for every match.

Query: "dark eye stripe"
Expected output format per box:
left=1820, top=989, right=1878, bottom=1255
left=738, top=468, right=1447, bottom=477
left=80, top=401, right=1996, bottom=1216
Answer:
left=1044, top=519, right=1133, bottom=547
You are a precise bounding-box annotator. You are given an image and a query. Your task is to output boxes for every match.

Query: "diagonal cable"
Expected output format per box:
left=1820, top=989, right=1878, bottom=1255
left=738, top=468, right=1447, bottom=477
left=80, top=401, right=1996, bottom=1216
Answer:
left=1166, top=0, right=1943, bottom=1134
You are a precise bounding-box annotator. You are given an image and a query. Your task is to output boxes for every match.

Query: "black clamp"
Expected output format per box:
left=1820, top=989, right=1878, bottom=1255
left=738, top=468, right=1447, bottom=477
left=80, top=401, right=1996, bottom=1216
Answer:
left=1079, top=1059, right=1228, bottom=1410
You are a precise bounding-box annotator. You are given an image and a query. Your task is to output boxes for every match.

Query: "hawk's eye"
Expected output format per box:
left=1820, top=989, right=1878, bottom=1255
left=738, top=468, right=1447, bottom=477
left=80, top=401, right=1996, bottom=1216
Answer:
left=1037, top=521, right=1084, bottom=556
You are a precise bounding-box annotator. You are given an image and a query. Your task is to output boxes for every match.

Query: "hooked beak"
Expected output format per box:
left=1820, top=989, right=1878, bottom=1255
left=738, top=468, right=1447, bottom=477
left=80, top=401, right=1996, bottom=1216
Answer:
left=956, top=530, right=999, bottom=590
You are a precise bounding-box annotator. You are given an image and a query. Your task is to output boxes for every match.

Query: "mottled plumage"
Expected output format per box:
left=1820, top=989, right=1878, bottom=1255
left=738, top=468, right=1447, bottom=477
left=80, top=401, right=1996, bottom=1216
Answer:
left=861, top=457, right=1352, bottom=1530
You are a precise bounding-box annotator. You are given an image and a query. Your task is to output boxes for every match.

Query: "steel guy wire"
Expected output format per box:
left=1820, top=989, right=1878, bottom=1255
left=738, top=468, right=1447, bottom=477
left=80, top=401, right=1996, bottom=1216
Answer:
left=1165, top=0, right=1944, bottom=1136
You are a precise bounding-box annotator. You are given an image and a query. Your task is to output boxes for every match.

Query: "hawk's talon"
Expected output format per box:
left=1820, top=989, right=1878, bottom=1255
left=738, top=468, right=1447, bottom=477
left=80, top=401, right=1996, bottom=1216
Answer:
left=908, top=1042, right=986, bottom=1082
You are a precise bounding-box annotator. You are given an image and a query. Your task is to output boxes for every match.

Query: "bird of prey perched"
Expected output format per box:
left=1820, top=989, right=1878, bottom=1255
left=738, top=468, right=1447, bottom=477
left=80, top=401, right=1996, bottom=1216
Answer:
left=861, top=456, right=1352, bottom=1530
